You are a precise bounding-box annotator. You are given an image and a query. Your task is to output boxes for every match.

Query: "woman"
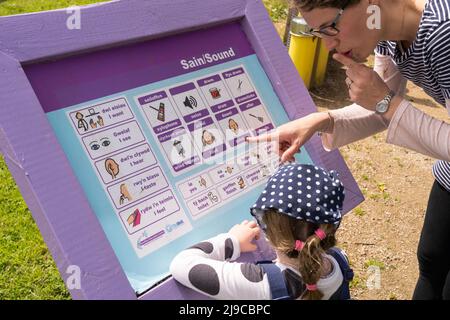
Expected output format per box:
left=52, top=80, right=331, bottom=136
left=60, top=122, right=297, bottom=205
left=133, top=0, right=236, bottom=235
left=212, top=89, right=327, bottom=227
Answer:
left=248, top=0, right=450, bottom=299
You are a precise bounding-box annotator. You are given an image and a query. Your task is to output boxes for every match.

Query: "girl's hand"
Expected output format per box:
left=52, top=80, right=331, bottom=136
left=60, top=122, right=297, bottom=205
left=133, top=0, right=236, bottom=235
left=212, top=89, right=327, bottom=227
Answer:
left=333, top=53, right=391, bottom=111
left=228, top=220, right=261, bottom=253
left=246, top=112, right=332, bottom=162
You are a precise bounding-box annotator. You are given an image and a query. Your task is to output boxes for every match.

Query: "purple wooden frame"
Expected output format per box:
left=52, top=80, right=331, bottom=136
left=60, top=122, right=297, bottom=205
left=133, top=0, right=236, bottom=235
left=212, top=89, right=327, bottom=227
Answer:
left=0, top=0, right=363, bottom=300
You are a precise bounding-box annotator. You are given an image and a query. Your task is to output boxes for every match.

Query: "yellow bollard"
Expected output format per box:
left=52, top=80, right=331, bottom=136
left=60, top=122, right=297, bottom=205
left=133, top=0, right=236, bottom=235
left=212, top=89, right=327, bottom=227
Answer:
left=313, top=38, right=330, bottom=87
left=288, top=17, right=318, bottom=89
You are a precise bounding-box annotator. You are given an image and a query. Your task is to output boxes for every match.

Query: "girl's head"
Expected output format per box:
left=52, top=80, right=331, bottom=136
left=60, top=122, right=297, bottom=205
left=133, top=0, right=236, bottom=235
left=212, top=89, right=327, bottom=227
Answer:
left=251, top=163, right=345, bottom=300
left=290, top=0, right=382, bottom=63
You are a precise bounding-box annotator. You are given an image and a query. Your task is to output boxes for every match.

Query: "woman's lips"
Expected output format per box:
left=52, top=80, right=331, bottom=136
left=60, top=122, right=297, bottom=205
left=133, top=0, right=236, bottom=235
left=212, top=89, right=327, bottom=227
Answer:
left=343, top=50, right=353, bottom=58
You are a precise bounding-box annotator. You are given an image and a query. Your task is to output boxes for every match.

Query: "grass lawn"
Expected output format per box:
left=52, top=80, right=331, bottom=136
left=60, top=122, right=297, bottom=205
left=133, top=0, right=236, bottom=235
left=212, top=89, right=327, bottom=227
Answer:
left=0, top=0, right=289, bottom=300
left=0, top=156, right=70, bottom=299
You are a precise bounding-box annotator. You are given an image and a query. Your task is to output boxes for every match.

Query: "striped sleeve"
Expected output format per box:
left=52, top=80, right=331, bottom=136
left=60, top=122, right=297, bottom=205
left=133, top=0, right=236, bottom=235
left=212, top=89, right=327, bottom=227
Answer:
left=433, top=161, right=450, bottom=191
left=375, top=41, right=390, bottom=56
left=425, top=20, right=450, bottom=101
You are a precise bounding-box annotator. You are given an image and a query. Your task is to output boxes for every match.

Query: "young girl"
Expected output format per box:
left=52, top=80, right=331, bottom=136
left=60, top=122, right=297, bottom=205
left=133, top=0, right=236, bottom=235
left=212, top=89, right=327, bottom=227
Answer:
left=170, top=163, right=353, bottom=300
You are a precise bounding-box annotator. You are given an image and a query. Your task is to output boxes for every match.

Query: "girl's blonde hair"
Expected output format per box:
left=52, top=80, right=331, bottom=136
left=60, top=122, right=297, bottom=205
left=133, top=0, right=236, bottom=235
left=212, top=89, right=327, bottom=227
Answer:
left=262, top=209, right=337, bottom=300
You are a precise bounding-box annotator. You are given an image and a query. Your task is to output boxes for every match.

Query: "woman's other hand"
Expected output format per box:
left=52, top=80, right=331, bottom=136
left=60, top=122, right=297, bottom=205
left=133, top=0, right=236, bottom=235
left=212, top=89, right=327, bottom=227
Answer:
left=333, top=53, right=391, bottom=111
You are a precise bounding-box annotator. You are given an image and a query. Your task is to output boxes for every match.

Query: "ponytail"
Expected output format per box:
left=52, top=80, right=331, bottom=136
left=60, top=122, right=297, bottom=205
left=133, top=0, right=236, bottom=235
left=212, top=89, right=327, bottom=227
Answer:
left=297, top=224, right=336, bottom=300
left=261, top=211, right=338, bottom=300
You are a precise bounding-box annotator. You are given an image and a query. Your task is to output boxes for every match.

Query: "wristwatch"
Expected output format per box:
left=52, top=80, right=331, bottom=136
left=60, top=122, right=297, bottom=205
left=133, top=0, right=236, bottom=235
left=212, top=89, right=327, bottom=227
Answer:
left=375, top=90, right=396, bottom=114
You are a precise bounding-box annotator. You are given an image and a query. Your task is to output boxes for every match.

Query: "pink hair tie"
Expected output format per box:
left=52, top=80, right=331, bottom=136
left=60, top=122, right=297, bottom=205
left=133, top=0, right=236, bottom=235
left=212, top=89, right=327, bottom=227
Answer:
left=294, top=240, right=305, bottom=251
left=315, top=228, right=326, bottom=241
left=306, top=284, right=318, bottom=291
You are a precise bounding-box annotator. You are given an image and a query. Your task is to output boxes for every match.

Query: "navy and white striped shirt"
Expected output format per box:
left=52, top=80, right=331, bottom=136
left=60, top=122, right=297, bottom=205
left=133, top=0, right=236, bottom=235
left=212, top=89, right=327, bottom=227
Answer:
left=376, top=0, right=450, bottom=192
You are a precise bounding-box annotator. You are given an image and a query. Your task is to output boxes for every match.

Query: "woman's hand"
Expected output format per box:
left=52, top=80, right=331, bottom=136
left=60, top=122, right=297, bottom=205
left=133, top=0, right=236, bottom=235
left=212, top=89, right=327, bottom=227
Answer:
left=228, top=220, right=261, bottom=253
left=246, top=112, right=332, bottom=162
left=333, top=53, right=391, bottom=111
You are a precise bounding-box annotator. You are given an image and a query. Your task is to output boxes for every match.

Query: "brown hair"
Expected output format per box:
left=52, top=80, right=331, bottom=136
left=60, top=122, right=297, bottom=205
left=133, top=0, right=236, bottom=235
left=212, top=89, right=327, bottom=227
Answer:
left=262, top=209, right=337, bottom=300
left=289, top=0, right=360, bottom=11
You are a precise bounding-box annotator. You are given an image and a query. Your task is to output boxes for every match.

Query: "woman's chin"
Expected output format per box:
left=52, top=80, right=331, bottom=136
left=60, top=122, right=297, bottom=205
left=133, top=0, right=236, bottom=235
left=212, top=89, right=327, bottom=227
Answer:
left=353, top=53, right=371, bottom=63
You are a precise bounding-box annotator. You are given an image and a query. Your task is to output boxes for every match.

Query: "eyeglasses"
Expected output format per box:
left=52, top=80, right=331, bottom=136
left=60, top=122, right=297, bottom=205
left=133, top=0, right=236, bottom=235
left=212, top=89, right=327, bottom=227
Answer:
left=307, top=0, right=350, bottom=38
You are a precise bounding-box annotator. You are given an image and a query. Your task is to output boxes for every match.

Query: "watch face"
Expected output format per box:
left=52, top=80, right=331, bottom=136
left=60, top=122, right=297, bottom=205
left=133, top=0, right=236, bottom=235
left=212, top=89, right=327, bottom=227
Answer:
left=376, top=101, right=389, bottom=114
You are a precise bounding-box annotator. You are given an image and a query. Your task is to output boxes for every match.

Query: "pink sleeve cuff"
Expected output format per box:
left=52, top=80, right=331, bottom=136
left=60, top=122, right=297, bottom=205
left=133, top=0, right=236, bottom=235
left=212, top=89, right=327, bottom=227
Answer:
left=386, top=99, right=412, bottom=145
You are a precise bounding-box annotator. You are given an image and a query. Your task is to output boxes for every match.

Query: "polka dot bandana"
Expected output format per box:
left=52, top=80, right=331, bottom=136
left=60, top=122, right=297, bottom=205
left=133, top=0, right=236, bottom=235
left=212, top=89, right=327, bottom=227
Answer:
left=251, top=163, right=345, bottom=226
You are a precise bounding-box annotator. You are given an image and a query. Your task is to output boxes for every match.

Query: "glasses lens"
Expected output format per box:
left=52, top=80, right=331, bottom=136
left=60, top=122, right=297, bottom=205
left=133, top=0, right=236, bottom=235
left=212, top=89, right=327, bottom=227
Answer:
left=321, top=26, right=339, bottom=36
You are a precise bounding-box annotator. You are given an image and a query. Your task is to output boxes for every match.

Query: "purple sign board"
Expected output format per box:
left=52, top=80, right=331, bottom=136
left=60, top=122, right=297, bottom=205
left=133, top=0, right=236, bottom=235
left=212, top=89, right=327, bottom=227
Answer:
left=0, top=0, right=363, bottom=300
